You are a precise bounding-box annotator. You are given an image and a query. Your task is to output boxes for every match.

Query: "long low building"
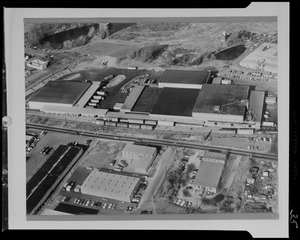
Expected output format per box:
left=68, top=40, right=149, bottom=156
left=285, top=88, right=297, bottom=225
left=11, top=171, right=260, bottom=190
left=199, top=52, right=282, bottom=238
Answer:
left=81, top=170, right=140, bottom=202
left=158, top=69, right=211, bottom=89
left=121, top=85, right=145, bottom=112
left=74, top=81, right=101, bottom=108
left=249, top=90, right=265, bottom=126
left=41, top=105, right=108, bottom=118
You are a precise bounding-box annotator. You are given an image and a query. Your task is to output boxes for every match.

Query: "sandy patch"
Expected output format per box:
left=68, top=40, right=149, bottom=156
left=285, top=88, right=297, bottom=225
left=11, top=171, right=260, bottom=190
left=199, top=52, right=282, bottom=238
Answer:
left=106, top=74, right=126, bottom=88
left=63, top=73, right=81, bottom=80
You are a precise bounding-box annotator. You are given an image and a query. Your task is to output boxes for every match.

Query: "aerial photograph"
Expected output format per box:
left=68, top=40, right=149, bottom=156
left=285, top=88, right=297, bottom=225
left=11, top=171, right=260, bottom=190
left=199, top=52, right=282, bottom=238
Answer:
left=24, top=19, right=278, bottom=216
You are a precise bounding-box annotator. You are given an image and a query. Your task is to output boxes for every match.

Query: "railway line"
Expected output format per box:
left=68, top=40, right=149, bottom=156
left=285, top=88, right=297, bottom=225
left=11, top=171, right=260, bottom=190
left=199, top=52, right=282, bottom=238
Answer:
left=26, top=123, right=278, bottom=161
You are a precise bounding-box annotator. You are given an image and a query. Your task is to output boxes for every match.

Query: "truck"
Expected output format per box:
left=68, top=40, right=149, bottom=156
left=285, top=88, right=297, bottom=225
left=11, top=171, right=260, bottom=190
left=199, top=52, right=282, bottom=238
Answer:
left=221, top=79, right=233, bottom=85
left=237, top=128, right=254, bottom=135
left=96, top=91, right=107, bottom=96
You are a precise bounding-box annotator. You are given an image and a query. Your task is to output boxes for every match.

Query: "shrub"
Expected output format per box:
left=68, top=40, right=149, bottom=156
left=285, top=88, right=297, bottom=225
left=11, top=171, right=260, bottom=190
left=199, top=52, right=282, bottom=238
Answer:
left=183, top=189, right=191, bottom=197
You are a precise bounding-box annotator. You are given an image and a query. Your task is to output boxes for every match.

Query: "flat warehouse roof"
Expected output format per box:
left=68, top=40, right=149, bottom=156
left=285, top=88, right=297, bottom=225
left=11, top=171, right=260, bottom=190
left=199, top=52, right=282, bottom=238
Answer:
left=151, top=88, right=200, bottom=116
left=121, top=85, right=145, bottom=111
left=81, top=170, right=140, bottom=202
left=132, top=87, right=162, bottom=113
left=159, top=69, right=210, bottom=85
left=194, top=160, right=225, bottom=189
left=249, top=90, right=265, bottom=122
left=41, top=105, right=108, bottom=116
left=74, top=82, right=101, bottom=108
left=28, top=81, right=91, bottom=105
left=193, top=84, right=250, bottom=115
left=123, top=144, right=157, bottom=156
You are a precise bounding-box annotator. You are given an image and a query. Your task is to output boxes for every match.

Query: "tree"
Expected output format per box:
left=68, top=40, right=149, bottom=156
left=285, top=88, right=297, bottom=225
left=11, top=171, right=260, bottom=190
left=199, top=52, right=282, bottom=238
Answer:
left=183, top=189, right=191, bottom=197
left=186, top=163, right=196, bottom=174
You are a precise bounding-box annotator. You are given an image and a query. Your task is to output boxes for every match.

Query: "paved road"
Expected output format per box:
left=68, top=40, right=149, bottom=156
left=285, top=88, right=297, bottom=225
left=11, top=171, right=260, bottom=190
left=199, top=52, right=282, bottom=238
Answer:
left=137, top=148, right=176, bottom=212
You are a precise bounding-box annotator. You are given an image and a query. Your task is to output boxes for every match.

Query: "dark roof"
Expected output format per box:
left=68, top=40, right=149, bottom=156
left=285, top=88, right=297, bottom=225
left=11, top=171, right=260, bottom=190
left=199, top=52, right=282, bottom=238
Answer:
left=151, top=88, right=200, bottom=116
left=159, top=69, right=210, bottom=85
left=28, top=81, right=91, bottom=105
left=249, top=90, right=265, bottom=122
left=193, top=84, right=250, bottom=115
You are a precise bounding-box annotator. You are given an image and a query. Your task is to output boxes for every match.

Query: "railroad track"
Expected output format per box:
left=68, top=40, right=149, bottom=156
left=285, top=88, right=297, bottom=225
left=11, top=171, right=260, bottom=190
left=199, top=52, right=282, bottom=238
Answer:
left=26, top=123, right=278, bottom=161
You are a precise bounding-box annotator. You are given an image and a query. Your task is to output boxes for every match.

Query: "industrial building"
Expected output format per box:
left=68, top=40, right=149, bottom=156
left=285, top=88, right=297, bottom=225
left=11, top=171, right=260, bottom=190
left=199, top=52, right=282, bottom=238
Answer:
left=27, top=58, right=49, bottom=70
left=248, top=90, right=266, bottom=126
left=150, top=88, right=200, bottom=117
left=80, top=170, right=140, bottom=202
left=121, top=86, right=145, bottom=112
left=239, top=43, right=277, bottom=74
left=41, top=105, right=108, bottom=118
left=192, top=84, right=250, bottom=123
left=193, top=159, right=225, bottom=195
left=28, top=81, right=91, bottom=110
left=74, top=81, right=102, bottom=108
left=158, top=69, right=211, bottom=89
left=122, top=144, right=157, bottom=174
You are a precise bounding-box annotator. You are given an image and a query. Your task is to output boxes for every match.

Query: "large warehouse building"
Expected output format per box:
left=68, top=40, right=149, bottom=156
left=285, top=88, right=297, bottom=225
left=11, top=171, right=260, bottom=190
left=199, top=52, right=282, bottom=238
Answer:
left=81, top=170, right=140, bottom=203
left=192, top=84, right=250, bottom=123
left=193, top=160, right=225, bottom=195
left=28, top=81, right=91, bottom=110
left=193, top=151, right=226, bottom=195
left=158, top=69, right=211, bottom=89
left=121, top=144, right=157, bottom=174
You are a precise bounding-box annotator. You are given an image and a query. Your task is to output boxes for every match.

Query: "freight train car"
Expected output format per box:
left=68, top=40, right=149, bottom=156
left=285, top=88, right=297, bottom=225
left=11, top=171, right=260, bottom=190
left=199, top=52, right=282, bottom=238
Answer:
left=128, top=123, right=141, bottom=129
left=117, top=122, right=129, bottom=128
left=141, top=124, right=154, bottom=130
left=128, top=119, right=144, bottom=124
left=237, top=128, right=254, bottom=134
left=157, top=121, right=174, bottom=126
left=119, top=118, right=130, bottom=123
left=144, top=120, right=157, bottom=126
left=105, top=121, right=117, bottom=127
left=218, top=128, right=237, bottom=134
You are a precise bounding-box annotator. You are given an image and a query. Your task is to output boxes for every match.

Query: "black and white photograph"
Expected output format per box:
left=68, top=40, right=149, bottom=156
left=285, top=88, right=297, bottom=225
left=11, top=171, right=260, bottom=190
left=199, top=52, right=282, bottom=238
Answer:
left=3, top=3, right=291, bottom=237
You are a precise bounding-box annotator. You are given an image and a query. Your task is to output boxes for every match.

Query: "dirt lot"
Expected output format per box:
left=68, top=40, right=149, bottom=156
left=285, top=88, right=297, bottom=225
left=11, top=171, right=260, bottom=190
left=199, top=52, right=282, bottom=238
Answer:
left=80, top=140, right=126, bottom=169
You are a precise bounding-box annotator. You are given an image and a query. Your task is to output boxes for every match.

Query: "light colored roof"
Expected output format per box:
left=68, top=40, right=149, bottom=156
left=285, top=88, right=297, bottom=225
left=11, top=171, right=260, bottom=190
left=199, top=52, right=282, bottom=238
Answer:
left=130, top=156, right=153, bottom=172
left=74, top=82, right=101, bottom=108
left=26, top=135, right=34, bottom=141
left=212, top=78, right=222, bottom=84
left=249, top=90, right=265, bottom=122
left=121, top=86, right=145, bottom=111
left=204, top=151, right=227, bottom=161
left=81, top=170, right=140, bottom=202
left=41, top=105, right=108, bottom=116
left=122, top=144, right=157, bottom=156
left=194, top=160, right=225, bottom=189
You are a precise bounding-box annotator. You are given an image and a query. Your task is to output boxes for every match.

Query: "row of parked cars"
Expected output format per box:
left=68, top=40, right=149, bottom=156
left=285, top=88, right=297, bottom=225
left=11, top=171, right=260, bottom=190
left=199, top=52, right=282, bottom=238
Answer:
left=40, top=146, right=53, bottom=155
left=73, top=197, right=117, bottom=210
left=172, top=198, right=193, bottom=208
